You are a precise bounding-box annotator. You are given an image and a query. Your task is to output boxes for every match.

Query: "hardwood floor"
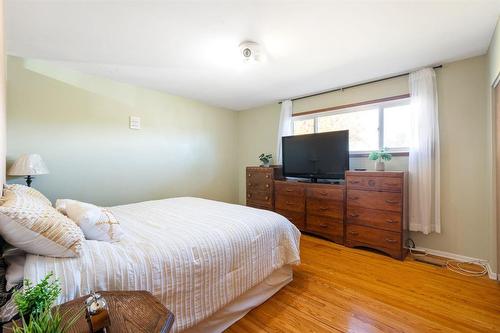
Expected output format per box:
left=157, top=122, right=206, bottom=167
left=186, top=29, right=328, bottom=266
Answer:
left=226, top=235, right=500, bottom=333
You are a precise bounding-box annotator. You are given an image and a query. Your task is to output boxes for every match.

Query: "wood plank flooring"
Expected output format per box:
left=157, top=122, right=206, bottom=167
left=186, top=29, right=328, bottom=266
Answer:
left=226, top=235, right=500, bottom=333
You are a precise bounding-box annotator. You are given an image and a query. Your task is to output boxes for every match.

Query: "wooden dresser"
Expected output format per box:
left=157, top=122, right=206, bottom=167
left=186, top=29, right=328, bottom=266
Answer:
left=245, top=167, right=408, bottom=260
left=246, top=166, right=282, bottom=210
left=274, top=180, right=345, bottom=244
left=345, top=171, right=408, bottom=259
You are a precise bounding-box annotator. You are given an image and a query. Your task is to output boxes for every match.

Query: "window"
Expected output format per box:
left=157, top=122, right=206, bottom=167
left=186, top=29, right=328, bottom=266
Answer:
left=293, top=99, right=411, bottom=153
left=383, top=104, right=411, bottom=150
left=293, top=118, right=314, bottom=135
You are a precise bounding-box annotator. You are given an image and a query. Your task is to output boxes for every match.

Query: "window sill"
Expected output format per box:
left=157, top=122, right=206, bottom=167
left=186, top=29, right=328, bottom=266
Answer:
left=349, top=152, right=409, bottom=158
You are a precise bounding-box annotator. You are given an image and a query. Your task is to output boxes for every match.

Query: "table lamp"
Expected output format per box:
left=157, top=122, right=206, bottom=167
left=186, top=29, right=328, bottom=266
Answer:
left=8, top=154, right=49, bottom=187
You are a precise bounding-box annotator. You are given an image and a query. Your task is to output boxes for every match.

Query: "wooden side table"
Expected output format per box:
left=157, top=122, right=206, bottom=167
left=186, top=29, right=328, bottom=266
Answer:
left=4, top=291, right=174, bottom=333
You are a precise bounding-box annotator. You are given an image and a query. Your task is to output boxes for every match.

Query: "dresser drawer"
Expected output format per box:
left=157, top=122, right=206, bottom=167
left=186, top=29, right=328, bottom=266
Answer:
left=247, top=190, right=272, bottom=205
left=247, top=179, right=273, bottom=192
left=306, top=215, right=343, bottom=243
left=276, top=209, right=305, bottom=230
left=345, top=224, right=401, bottom=254
left=247, top=169, right=273, bottom=182
left=275, top=194, right=305, bottom=213
left=275, top=181, right=305, bottom=197
left=347, top=190, right=402, bottom=212
left=347, top=207, right=401, bottom=232
left=378, top=177, right=403, bottom=192
left=247, top=202, right=273, bottom=211
left=347, top=176, right=402, bottom=193
left=306, top=187, right=343, bottom=201
left=306, top=198, right=343, bottom=219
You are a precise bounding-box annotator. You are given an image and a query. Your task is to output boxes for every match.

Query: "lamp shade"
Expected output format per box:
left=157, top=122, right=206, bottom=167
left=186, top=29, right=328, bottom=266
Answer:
left=8, top=154, right=49, bottom=176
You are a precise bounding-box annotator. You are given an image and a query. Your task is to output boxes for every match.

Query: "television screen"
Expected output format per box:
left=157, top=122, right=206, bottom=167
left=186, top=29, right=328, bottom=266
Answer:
left=282, top=130, right=349, bottom=180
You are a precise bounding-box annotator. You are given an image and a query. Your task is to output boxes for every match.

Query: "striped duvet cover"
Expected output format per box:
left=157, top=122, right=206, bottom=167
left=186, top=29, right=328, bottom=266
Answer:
left=24, top=197, right=301, bottom=332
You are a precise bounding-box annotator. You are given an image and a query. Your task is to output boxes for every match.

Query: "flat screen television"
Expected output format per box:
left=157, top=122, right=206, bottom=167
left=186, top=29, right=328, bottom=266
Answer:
left=282, top=130, right=349, bottom=181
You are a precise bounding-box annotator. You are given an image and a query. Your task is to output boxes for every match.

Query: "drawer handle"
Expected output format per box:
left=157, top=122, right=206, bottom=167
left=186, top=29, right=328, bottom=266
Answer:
left=349, top=196, right=359, bottom=200
left=265, top=196, right=269, bottom=201
left=349, top=213, right=359, bottom=218
left=320, top=191, right=328, bottom=196
left=386, top=219, right=398, bottom=224
left=385, top=238, right=397, bottom=244
left=248, top=182, right=252, bottom=186
left=266, top=184, right=270, bottom=188
left=349, top=181, right=360, bottom=184
left=348, top=231, right=359, bottom=236
left=247, top=194, right=251, bottom=198
left=248, top=174, right=251, bottom=177
left=266, top=175, right=270, bottom=179
left=368, top=180, right=376, bottom=186
left=385, top=200, right=399, bottom=204
left=286, top=201, right=294, bottom=205
left=319, top=207, right=329, bottom=211
left=286, top=188, right=293, bottom=192
left=319, top=223, right=328, bottom=228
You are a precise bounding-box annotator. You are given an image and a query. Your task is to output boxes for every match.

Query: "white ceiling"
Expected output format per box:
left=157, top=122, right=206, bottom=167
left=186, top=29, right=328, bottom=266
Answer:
left=5, top=0, right=500, bottom=110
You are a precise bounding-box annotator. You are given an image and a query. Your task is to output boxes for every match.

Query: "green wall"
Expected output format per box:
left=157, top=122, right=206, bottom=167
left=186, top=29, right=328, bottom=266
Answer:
left=6, top=56, right=238, bottom=206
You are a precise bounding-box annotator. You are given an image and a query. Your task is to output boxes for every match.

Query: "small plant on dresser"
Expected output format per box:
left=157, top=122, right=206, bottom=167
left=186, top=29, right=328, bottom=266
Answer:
left=368, top=149, right=392, bottom=171
left=258, top=153, right=273, bottom=167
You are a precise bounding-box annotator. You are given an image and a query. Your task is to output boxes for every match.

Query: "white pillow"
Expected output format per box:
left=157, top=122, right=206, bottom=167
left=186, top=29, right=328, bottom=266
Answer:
left=56, top=199, right=123, bottom=242
left=0, top=191, right=84, bottom=257
left=3, top=248, right=25, bottom=291
left=54, top=198, right=76, bottom=215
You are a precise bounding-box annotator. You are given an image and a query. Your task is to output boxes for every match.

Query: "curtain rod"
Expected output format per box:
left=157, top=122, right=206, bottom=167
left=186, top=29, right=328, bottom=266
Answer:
left=279, top=65, right=443, bottom=104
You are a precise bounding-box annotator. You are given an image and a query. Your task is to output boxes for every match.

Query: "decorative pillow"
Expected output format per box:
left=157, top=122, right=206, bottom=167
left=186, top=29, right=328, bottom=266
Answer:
left=4, top=184, right=52, bottom=207
left=54, top=198, right=73, bottom=215
left=3, top=248, right=25, bottom=291
left=0, top=191, right=84, bottom=257
left=56, top=199, right=123, bottom=242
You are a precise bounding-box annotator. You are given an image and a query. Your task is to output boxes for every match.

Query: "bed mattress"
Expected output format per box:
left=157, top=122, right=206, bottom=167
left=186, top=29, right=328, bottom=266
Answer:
left=23, top=197, right=301, bottom=332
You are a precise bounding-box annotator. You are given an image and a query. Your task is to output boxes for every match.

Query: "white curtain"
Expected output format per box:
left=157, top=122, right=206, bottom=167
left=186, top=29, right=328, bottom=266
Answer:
left=276, top=99, right=293, bottom=164
left=408, top=68, right=441, bottom=234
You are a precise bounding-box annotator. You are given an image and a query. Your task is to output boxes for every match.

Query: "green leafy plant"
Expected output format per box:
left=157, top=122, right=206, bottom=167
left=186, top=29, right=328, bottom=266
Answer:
left=12, top=307, right=83, bottom=333
left=259, top=153, right=273, bottom=166
left=12, top=272, right=83, bottom=333
left=368, top=149, right=392, bottom=162
left=14, top=272, right=61, bottom=318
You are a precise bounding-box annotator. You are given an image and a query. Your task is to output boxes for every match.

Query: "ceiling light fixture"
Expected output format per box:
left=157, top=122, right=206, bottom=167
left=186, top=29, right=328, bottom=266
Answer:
left=239, top=41, right=261, bottom=63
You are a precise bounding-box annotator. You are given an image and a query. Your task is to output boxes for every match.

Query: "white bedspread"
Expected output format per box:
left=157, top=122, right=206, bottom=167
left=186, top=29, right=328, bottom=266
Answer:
left=24, top=197, right=301, bottom=332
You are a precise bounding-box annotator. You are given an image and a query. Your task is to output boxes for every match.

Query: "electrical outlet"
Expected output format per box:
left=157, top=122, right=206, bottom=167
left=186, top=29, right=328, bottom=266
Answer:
left=129, top=116, right=141, bottom=130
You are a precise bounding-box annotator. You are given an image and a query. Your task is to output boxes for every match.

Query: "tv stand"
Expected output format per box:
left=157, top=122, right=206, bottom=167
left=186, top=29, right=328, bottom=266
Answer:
left=246, top=166, right=409, bottom=260
left=275, top=179, right=345, bottom=244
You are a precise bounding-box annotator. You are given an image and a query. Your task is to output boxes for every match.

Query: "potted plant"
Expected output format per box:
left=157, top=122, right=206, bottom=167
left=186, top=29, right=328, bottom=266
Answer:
left=12, top=272, right=81, bottom=333
left=259, top=153, right=273, bottom=167
left=368, top=149, right=392, bottom=171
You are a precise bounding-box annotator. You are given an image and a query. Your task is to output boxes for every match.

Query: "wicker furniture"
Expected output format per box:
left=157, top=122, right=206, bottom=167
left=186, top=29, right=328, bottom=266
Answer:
left=54, top=291, right=173, bottom=333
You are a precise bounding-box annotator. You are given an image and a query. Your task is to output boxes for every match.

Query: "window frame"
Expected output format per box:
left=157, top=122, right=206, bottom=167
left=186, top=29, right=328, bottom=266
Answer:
left=292, top=97, right=411, bottom=155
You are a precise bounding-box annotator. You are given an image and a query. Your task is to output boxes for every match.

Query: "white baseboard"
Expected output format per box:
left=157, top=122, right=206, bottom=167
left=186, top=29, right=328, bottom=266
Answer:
left=412, top=246, right=497, bottom=280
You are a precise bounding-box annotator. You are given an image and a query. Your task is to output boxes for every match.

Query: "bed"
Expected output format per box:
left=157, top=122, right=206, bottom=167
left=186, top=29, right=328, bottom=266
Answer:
left=22, top=197, right=301, bottom=332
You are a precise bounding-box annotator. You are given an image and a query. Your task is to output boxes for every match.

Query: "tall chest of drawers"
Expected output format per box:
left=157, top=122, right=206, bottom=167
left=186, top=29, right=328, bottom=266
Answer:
left=345, top=171, right=408, bottom=260
left=246, top=166, right=282, bottom=210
